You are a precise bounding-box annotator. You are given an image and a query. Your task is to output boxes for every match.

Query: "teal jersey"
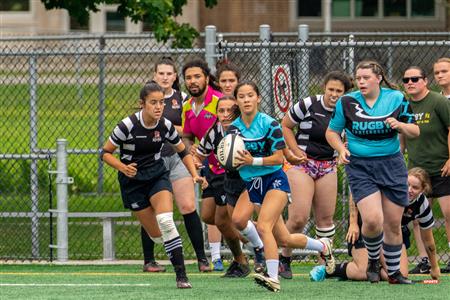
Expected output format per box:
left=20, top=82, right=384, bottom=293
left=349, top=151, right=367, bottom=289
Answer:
left=228, top=112, right=286, bottom=181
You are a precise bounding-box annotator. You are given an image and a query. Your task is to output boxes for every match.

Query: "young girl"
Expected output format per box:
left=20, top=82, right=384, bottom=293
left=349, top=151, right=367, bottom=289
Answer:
left=140, top=57, right=208, bottom=273
left=230, top=81, right=334, bottom=292
left=400, top=168, right=440, bottom=280
left=193, top=95, right=251, bottom=277
left=101, top=81, right=206, bottom=289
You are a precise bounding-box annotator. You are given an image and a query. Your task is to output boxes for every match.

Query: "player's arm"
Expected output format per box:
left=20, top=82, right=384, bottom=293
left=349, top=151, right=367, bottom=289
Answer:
left=346, top=194, right=359, bottom=244
left=326, top=128, right=350, bottom=164
left=419, top=228, right=440, bottom=280
left=281, top=113, right=306, bottom=159
left=101, top=140, right=137, bottom=178
left=236, top=149, right=284, bottom=166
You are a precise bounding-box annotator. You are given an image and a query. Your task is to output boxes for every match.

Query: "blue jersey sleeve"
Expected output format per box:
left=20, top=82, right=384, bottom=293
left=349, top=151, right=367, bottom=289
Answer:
left=267, top=120, right=286, bottom=152
left=328, top=99, right=346, bottom=132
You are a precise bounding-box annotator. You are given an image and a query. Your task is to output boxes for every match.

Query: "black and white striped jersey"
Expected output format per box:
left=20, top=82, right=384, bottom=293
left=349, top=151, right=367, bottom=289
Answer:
left=109, top=110, right=181, bottom=171
left=197, top=122, right=224, bottom=159
left=401, top=193, right=435, bottom=230
left=287, top=95, right=336, bottom=160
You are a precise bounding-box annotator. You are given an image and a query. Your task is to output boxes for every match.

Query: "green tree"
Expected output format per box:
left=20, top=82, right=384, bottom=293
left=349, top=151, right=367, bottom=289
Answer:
left=41, top=0, right=218, bottom=48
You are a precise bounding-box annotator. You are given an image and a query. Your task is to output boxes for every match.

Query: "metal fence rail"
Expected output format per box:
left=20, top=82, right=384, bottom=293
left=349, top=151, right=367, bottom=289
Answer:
left=1, top=25, right=449, bottom=264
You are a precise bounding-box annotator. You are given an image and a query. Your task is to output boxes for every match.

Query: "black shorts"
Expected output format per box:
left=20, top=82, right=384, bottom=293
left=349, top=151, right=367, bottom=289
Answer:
left=202, top=170, right=226, bottom=206
left=429, top=175, right=450, bottom=198
left=224, top=172, right=246, bottom=207
left=345, top=152, right=409, bottom=207
left=402, top=225, right=411, bottom=249
left=348, top=215, right=365, bottom=257
left=118, top=170, right=172, bottom=211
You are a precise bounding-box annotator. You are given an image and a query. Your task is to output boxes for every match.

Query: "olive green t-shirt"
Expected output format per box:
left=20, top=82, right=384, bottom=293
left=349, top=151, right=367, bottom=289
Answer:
left=406, top=91, right=450, bottom=177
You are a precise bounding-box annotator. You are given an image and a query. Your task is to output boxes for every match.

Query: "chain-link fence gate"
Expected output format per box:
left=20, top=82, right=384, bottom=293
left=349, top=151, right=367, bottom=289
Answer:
left=1, top=25, right=449, bottom=264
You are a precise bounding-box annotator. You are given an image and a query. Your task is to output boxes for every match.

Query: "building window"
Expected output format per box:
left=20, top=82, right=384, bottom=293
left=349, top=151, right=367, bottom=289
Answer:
left=333, top=0, right=351, bottom=17
left=411, top=0, right=434, bottom=17
left=355, top=0, right=379, bottom=17
left=298, top=0, right=322, bottom=17
left=106, top=11, right=125, bottom=32
left=0, top=0, right=30, bottom=11
left=384, top=0, right=406, bottom=17
left=70, top=16, right=89, bottom=31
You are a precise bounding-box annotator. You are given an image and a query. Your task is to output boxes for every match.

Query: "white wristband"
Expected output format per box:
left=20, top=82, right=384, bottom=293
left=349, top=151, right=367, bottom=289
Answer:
left=252, top=157, right=263, bottom=166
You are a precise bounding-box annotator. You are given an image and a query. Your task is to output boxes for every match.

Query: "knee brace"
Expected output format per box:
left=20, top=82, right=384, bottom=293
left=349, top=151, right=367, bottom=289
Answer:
left=156, top=212, right=179, bottom=242
left=149, top=236, right=163, bottom=244
left=315, top=225, right=336, bottom=239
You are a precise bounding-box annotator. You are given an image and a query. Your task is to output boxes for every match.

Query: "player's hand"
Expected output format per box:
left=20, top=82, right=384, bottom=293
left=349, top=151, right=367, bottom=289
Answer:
left=189, top=144, right=199, bottom=156
left=120, top=163, right=137, bottom=178
left=441, top=159, right=450, bottom=177
left=285, top=150, right=307, bottom=165
left=385, top=117, right=403, bottom=131
left=236, top=150, right=254, bottom=166
left=193, top=176, right=208, bottom=190
left=338, top=149, right=350, bottom=165
left=430, top=265, right=441, bottom=280
left=345, top=223, right=359, bottom=244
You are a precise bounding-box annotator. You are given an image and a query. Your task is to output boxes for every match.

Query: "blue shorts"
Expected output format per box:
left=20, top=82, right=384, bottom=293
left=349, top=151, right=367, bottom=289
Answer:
left=245, top=168, right=290, bottom=206
left=345, top=152, right=409, bottom=207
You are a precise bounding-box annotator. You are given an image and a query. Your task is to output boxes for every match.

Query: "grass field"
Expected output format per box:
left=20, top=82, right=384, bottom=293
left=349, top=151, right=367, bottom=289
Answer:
left=1, top=263, right=449, bottom=300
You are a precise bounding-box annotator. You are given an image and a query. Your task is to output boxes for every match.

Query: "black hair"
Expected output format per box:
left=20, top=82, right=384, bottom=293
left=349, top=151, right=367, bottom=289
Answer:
left=153, top=56, right=181, bottom=91
left=234, top=80, right=260, bottom=98
left=140, top=80, right=164, bottom=101
left=182, top=58, right=220, bottom=90
left=355, top=60, right=398, bottom=90
left=323, top=71, right=354, bottom=93
left=404, top=65, right=427, bottom=79
left=216, top=60, right=241, bottom=82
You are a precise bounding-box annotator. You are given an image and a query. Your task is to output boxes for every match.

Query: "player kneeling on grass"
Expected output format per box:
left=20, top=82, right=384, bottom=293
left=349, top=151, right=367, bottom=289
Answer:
left=101, top=81, right=207, bottom=289
left=312, top=168, right=440, bottom=282
left=229, top=81, right=335, bottom=292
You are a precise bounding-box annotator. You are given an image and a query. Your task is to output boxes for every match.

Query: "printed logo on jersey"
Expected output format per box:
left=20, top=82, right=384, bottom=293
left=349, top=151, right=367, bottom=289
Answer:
left=347, top=102, right=395, bottom=138
left=204, top=112, right=214, bottom=119
left=414, top=112, right=431, bottom=125
left=152, top=131, right=162, bottom=142
left=131, top=202, right=139, bottom=209
left=171, top=99, right=180, bottom=109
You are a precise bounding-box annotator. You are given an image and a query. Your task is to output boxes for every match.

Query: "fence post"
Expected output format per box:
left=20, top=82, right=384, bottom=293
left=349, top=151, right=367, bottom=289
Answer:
left=297, top=24, right=310, bottom=99
left=347, top=34, right=355, bottom=75
left=56, top=139, right=69, bottom=262
left=29, top=53, right=40, bottom=258
left=205, top=25, right=217, bottom=74
left=97, top=36, right=106, bottom=194
left=259, top=24, right=273, bottom=115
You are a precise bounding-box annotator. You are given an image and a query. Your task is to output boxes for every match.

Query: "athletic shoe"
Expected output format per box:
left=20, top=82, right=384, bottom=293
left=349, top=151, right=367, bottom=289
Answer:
left=409, top=257, right=431, bottom=274
left=278, top=256, right=292, bottom=279
left=319, top=238, right=335, bottom=275
left=222, top=261, right=251, bottom=278
left=441, top=261, right=450, bottom=273
left=309, top=265, right=326, bottom=282
left=366, top=259, right=381, bottom=283
left=388, top=271, right=414, bottom=284
left=254, top=272, right=281, bottom=292
left=253, top=247, right=266, bottom=274
left=176, top=275, right=193, bottom=289
left=213, top=258, right=224, bottom=271
left=198, top=258, right=212, bottom=272
left=142, top=261, right=166, bottom=273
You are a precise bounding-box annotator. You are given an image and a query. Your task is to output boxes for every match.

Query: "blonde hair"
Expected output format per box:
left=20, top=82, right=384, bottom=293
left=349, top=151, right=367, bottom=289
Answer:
left=434, top=57, right=450, bottom=65
left=408, top=167, right=432, bottom=196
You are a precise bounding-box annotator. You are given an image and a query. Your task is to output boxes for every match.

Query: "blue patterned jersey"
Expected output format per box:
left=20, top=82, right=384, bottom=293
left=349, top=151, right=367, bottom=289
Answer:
left=328, top=88, right=415, bottom=157
left=228, top=112, right=286, bottom=181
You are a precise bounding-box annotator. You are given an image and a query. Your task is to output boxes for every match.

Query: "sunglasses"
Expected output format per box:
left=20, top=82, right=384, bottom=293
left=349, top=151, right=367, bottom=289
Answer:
left=402, top=76, right=423, bottom=84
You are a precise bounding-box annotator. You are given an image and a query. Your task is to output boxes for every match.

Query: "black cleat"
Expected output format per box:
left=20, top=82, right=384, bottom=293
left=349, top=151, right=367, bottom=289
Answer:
left=253, top=247, right=266, bottom=274
left=409, top=257, right=431, bottom=274
left=222, top=261, right=250, bottom=278
left=441, top=261, right=450, bottom=273
left=278, top=256, right=292, bottom=279
left=174, top=266, right=192, bottom=289
left=197, top=258, right=212, bottom=272
left=367, top=259, right=381, bottom=283
left=388, top=271, right=414, bottom=284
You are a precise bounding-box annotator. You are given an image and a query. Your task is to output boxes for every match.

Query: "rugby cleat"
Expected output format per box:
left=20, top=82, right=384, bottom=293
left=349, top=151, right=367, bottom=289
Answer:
left=142, top=261, right=166, bottom=273
left=319, top=238, right=336, bottom=275
left=253, top=247, right=266, bottom=274
left=254, top=273, right=280, bottom=292
left=176, top=275, right=193, bottom=289
left=388, top=271, right=414, bottom=284
left=213, top=258, right=224, bottom=271
left=198, top=258, right=212, bottom=272
left=367, top=259, right=381, bottom=283
left=222, top=261, right=251, bottom=278
left=278, top=256, right=293, bottom=279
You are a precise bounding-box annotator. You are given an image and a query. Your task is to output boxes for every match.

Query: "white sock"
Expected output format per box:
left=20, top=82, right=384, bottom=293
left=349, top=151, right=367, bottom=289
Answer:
left=266, top=259, right=279, bottom=280
left=306, top=237, right=324, bottom=252
left=240, top=221, right=264, bottom=249
left=210, top=242, right=221, bottom=261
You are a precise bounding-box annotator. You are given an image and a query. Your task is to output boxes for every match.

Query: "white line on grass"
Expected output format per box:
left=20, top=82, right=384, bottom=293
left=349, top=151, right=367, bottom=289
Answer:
left=0, top=283, right=152, bottom=287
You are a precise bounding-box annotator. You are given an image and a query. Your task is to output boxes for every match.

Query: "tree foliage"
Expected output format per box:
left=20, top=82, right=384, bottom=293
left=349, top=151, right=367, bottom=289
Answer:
left=41, top=0, right=218, bottom=48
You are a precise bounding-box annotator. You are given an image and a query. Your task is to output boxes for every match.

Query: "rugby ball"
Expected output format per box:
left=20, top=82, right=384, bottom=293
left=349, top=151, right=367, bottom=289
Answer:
left=217, top=134, right=246, bottom=171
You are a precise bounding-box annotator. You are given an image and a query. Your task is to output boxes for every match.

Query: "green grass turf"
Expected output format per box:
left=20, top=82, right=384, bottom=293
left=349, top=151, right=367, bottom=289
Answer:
left=0, top=264, right=449, bottom=300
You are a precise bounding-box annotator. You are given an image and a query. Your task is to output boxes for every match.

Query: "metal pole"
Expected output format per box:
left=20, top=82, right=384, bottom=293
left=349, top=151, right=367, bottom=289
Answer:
left=386, top=38, right=394, bottom=80
left=324, top=0, right=332, bottom=34
left=56, top=139, right=69, bottom=262
left=205, top=25, right=217, bottom=74
left=259, top=24, right=273, bottom=115
left=29, top=54, right=40, bottom=258
left=347, top=34, right=355, bottom=75
left=97, top=36, right=106, bottom=194
left=298, top=24, right=310, bottom=99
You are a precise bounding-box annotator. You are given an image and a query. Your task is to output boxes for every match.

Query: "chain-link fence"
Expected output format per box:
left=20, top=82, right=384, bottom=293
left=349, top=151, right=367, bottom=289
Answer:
left=1, top=26, right=449, bottom=264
